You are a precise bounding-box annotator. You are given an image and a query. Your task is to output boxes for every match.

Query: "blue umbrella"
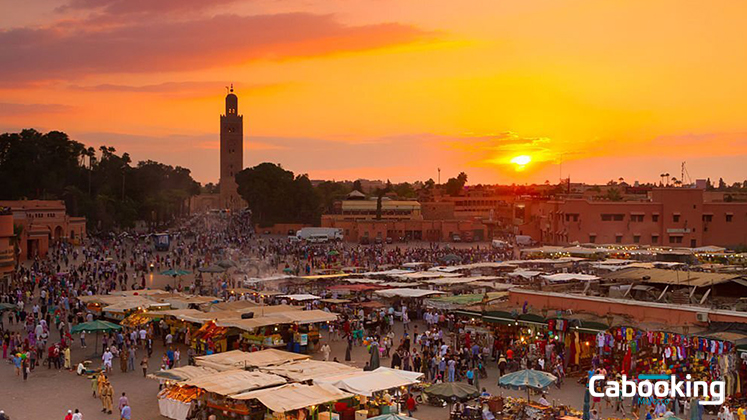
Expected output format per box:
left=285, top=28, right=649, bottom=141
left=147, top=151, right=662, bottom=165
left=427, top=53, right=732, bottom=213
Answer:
left=498, top=369, right=557, bottom=401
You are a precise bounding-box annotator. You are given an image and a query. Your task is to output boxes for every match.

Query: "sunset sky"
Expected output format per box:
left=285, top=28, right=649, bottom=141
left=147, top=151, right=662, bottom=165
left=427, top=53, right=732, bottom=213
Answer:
left=1, top=0, right=746, bottom=185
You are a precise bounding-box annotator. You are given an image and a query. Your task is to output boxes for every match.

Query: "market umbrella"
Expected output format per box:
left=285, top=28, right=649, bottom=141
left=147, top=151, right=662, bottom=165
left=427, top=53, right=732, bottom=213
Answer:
left=283, top=267, right=294, bottom=273
left=368, top=415, right=418, bottom=420
left=498, top=369, right=557, bottom=401
left=441, top=254, right=460, bottom=263
left=423, top=382, right=480, bottom=402
left=369, top=343, right=380, bottom=370
left=582, top=389, right=590, bottom=420
left=216, top=260, right=236, bottom=269
left=160, top=268, right=191, bottom=289
left=0, top=302, right=16, bottom=311
left=70, top=320, right=123, bottom=356
left=160, top=269, right=191, bottom=276
left=328, top=250, right=340, bottom=256
left=198, top=264, right=226, bottom=273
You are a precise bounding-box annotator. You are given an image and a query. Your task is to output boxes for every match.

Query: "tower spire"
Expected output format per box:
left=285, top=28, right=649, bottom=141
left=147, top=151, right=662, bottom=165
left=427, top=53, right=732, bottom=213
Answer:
left=230, top=83, right=234, bottom=93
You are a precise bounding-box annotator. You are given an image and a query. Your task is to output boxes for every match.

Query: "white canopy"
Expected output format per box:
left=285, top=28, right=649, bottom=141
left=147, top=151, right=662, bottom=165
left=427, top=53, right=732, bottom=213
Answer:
left=279, top=294, right=321, bottom=301
left=196, top=349, right=310, bottom=371
left=507, top=270, right=542, bottom=279
left=260, top=360, right=361, bottom=382
left=541, top=273, right=600, bottom=282
left=428, top=262, right=516, bottom=273
left=232, top=383, right=353, bottom=413
left=374, top=288, right=445, bottom=298
left=185, top=369, right=286, bottom=395
left=314, top=367, right=422, bottom=396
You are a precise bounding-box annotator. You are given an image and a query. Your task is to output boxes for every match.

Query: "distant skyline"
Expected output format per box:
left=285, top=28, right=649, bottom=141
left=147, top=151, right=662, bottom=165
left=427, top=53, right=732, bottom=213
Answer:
left=1, top=0, right=746, bottom=185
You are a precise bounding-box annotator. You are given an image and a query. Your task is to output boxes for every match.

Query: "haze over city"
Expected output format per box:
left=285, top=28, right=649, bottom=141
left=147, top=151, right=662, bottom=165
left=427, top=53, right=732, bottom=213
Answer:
left=2, top=0, right=746, bottom=185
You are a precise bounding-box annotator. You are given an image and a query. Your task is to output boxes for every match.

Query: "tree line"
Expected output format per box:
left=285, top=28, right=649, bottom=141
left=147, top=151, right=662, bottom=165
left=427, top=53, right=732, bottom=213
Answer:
left=0, top=129, right=200, bottom=231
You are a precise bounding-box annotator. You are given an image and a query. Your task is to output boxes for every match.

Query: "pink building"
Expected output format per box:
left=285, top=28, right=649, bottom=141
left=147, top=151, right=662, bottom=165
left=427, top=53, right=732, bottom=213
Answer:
left=521, top=188, right=747, bottom=247
left=0, top=200, right=86, bottom=260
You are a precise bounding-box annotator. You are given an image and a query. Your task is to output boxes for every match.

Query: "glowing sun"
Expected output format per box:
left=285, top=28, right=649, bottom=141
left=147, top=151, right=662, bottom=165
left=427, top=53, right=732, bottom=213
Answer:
left=510, top=155, right=532, bottom=168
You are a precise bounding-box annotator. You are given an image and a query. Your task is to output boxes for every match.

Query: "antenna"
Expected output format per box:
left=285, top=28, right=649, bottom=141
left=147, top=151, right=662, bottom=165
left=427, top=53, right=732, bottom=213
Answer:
left=681, top=161, right=692, bottom=186
left=230, top=83, right=234, bottom=93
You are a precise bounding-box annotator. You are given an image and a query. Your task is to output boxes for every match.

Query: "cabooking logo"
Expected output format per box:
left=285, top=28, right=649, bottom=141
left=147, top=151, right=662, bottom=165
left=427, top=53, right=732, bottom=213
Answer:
left=589, top=374, right=725, bottom=406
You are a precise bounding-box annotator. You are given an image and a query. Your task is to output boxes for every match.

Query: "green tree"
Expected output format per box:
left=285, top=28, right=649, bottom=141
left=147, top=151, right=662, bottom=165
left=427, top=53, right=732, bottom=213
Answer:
left=352, top=180, right=363, bottom=193
left=235, top=163, right=321, bottom=226
left=316, top=181, right=351, bottom=213
left=0, top=129, right=200, bottom=231
left=445, top=172, right=468, bottom=196
left=374, top=180, right=393, bottom=220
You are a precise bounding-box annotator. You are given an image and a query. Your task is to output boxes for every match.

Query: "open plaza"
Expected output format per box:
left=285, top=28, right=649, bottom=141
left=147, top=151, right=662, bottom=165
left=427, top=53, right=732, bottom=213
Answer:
left=1, top=209, right=746, bottom=420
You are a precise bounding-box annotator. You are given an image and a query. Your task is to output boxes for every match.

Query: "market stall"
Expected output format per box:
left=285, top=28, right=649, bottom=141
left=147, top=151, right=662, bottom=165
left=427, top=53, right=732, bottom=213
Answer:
left=186, top=369, right=288, bottom=419
left=195, top=349, right=310, bottom=371
left=157, top=385, right=204, bottom=420
left=260, top=359, right=361, bottom=383
left=232, top=383, right=354, bottom=420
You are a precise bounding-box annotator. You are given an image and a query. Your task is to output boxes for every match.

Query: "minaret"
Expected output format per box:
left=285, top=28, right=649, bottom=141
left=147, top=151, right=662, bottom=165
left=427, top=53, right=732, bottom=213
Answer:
left=219, top=84, right=244, bottom=210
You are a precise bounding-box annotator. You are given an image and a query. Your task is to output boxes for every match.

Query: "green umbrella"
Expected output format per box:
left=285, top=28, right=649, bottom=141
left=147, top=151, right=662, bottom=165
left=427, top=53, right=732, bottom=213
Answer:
left=71, top=320, right=122, bottom=357
left=70, top=320, right=122, bottom=334
left=0, top=302, right=16, bottom=311
left=441, top=254, right=461, bottom=263
left=328, top=250, right=340, bottom=256
left=160, top=269, right=191, bottom=276
left=423, top=382, right=479, bottom=402
left=498, top=369, right=557, bottom=401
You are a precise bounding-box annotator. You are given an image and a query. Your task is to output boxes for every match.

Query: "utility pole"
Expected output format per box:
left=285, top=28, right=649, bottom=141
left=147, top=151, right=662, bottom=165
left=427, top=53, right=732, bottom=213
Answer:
left=437, top=168, right=441, bottom=185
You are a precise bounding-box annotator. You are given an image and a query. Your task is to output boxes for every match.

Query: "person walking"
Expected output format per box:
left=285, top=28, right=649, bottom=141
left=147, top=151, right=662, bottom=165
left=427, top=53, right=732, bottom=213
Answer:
left=72, top=409, right=82, bottom=420
left=127, top=347, right=136, bottom=372
left=118, top=393, right=129, bottom=413
left=140, top=356, right=148, bottom=377
left=120, top=403, right=131, bottom=420
left=100, top=378, right=113, bottom=414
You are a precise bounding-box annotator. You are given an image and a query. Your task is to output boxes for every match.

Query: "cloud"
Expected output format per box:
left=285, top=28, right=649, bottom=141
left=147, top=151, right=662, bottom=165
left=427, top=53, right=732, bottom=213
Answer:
left=0, top=102, right=73, bottom=116
left=59, top=0, right=240, bottom=15
left=0, top=13, right=432, bottom=82
left=68, top=81, right=292, bottom=97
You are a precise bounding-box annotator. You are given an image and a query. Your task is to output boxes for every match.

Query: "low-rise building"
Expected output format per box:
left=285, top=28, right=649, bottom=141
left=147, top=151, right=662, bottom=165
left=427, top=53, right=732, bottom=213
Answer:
left=519, top=188, right=747, bottom=247
left=0, top=209, right=13, bottom=286
left=321, top=199, right=487, bottom=242
left=0, top=200, right=86, bottom=260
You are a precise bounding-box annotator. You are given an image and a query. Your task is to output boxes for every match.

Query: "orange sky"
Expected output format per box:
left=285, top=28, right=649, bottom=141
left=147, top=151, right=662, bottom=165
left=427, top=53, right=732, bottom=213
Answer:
left=1, top=0, right=746, bottom=185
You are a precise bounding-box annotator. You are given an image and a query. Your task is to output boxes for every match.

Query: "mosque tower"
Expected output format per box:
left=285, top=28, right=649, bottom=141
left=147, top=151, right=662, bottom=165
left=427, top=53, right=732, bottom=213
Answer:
left=219, top=84, right=244, bottom=210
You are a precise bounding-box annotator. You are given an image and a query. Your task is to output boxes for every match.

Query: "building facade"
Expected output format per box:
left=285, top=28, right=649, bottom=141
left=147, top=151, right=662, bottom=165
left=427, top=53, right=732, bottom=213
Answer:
left=219, top=85, right=245, bottom=211
left=321, top=199, right=487, bottom=242
left=0, top=200, right=86, bottom=260
left=0, top=210, right=13, bottom=285
left=521, top=188, right=747, bottom=247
